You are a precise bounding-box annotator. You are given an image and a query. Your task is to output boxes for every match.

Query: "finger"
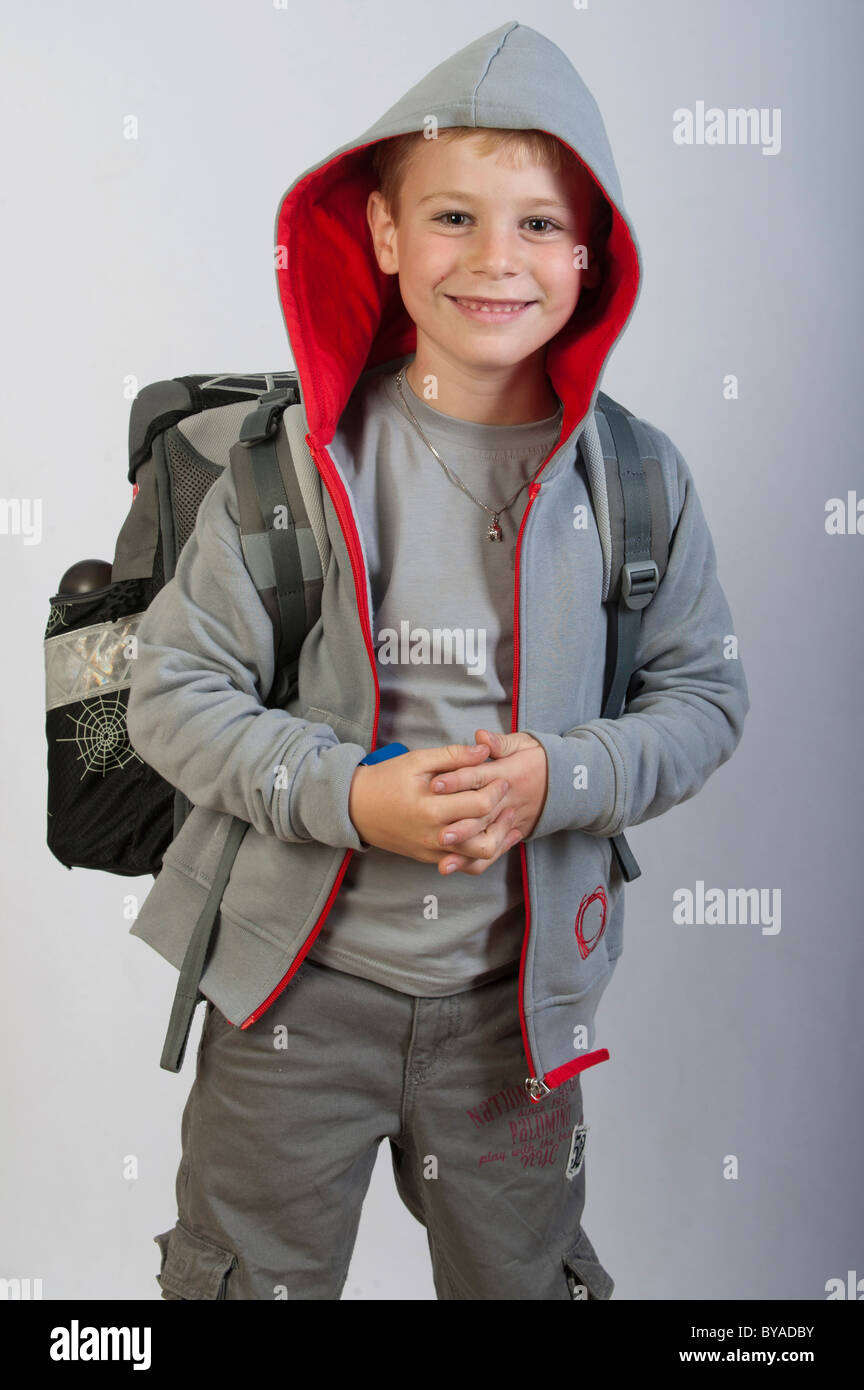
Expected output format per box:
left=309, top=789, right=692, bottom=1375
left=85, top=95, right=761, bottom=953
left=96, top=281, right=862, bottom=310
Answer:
left=436, top=806, right=511, bottom=845
left=436, top=785, right=511, bottom=846
left=431, top=764, right=511, bottom=795
left=418, top=743, right=491, bottom=777
left=440, top=824, right=523, bottom=875
left=440, top=805, right=516, bottom=862
left=474, top=729, right=504, bottom=756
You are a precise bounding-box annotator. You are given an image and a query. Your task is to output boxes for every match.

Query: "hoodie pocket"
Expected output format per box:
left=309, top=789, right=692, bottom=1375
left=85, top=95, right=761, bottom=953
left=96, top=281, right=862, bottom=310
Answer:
left=562, top=1226, right=615, bottom=1300
left=154, top=1221, right=237, bottom=1300
left=530, top=829, right=624, bottom=1009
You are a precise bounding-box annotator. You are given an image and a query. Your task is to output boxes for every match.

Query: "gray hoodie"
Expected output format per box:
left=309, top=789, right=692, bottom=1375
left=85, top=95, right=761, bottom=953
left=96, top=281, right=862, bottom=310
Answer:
left=126, top=20, right=749, bottom=1102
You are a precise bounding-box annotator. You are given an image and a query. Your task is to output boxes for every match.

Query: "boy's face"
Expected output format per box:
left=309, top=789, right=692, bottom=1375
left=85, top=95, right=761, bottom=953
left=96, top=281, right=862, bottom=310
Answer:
left=367, top=133, right=600, bottom=382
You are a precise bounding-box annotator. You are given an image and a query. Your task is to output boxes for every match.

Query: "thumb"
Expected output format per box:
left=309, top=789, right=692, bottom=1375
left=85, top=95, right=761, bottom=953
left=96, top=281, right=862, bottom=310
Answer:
left=417, top=742, right=490, bottom=772
left=475, top=728, right=515, bottom=757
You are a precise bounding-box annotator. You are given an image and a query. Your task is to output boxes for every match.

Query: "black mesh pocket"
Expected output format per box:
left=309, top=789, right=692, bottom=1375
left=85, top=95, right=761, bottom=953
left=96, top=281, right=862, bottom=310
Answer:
left=44, top=578, right=175, bottom=876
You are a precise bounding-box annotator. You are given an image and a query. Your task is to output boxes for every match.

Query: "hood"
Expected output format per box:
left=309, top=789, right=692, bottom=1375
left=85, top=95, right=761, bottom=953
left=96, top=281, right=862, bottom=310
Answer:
left=273, top=19, right=642, bottom=470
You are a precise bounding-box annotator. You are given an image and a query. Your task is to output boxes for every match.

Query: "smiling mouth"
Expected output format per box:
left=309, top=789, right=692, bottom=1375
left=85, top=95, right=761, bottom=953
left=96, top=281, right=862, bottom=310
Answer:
left=446, top=295, right=537, bottom=313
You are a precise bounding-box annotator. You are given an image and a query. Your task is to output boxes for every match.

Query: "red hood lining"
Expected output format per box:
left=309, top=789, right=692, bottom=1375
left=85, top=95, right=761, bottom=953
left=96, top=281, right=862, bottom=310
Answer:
left=276, top=137, right=639, bottom=450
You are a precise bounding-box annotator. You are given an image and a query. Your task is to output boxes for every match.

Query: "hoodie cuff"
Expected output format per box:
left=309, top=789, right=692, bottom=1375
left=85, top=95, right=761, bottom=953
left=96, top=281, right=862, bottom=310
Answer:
left=522, top=728, right=619, bottom=840
left=285, top=740, right=372, bottom=851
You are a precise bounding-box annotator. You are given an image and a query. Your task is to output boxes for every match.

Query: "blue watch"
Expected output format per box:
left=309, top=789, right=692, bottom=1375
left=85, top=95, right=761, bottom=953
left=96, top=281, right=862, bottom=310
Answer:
left=358, top=742, right=409, bottom=766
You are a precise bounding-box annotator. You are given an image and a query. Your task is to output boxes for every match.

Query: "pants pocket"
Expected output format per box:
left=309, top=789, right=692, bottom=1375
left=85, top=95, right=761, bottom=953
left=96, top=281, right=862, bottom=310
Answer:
left=562, top=1226, right=615, bottom=1300
left=154, top=1220, right=237, bottom=1300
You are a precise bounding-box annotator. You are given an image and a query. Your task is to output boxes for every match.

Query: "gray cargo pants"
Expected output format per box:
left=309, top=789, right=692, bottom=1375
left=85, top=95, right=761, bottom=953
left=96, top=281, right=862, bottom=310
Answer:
left=154, top=956, right=614, bottom=1300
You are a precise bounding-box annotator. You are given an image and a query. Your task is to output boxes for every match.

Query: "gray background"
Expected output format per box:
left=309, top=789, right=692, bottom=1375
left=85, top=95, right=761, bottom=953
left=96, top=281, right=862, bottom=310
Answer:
left=3, top=0, right=862, bottom=1299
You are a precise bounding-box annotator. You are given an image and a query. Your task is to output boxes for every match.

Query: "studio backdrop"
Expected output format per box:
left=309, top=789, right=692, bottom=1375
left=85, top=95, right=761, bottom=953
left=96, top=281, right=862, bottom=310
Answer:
left=3, top=0, right=862, bottom=1300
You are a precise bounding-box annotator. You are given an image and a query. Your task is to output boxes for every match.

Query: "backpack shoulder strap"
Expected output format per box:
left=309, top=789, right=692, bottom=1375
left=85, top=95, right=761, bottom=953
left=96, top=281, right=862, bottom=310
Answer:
left=592, top=389, right=672, bottom=883
left=594, top=390, right=671, bottom=714
left=229, top=380, right=321, bottom=710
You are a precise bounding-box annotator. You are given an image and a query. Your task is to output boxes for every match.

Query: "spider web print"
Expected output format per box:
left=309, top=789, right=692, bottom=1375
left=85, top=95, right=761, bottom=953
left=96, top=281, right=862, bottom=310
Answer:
left=45, top=601, right=70, bottom=637
left=56, top=692, right=144, bottom=777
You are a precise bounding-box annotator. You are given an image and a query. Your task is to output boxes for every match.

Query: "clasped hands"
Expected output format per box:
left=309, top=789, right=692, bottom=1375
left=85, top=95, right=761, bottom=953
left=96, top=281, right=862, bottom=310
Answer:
left=348, top=728, right=548, bottom=876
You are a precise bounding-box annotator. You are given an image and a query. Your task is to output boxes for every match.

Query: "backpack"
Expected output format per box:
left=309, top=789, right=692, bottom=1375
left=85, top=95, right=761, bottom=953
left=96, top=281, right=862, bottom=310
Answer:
left=42, top=372, right=669, bottom=1070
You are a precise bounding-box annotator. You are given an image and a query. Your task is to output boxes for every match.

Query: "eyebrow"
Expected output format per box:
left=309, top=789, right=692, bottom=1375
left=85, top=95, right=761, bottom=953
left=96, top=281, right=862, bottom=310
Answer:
left=415, top=190, right=573, bottom=210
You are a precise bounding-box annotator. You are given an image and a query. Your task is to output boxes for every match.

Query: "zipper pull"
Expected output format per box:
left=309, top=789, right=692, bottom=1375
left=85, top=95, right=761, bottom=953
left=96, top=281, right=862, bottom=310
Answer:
left=525, top=1076, right=551, bottom=1103
left=529, top=482, right=542, bottom=500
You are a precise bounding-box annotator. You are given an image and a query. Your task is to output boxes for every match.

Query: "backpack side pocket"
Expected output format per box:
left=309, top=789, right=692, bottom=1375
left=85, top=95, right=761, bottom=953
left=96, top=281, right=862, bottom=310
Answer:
left=44, top=576, right=174, bottom=876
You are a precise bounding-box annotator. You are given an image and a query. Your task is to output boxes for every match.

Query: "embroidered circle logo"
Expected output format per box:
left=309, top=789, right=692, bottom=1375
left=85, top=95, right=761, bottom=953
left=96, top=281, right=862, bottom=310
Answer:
left=574, top=886, right=607, bottom=960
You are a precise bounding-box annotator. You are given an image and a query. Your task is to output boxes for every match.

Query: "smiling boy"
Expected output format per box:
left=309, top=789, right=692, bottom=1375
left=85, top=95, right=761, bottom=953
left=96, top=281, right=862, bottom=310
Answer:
left=128, top=22, right=748, bottom=1301
left=348, top=126, right=609, bottom=874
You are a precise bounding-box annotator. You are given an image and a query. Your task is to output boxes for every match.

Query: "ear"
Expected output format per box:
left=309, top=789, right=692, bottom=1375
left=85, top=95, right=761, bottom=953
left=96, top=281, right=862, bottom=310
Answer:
left=366, top=189, right=399, bottom=276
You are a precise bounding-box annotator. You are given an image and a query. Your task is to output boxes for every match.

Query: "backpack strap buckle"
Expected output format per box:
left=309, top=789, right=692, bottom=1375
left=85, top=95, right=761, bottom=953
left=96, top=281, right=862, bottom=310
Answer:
left=238, top=387, right=294, bottom=448
left=621, top=559, right=659, bottom=611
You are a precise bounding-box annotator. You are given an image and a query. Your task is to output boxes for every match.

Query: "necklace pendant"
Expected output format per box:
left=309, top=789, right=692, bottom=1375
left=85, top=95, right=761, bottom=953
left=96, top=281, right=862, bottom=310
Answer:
left=488, top=516, right=504, bottom=542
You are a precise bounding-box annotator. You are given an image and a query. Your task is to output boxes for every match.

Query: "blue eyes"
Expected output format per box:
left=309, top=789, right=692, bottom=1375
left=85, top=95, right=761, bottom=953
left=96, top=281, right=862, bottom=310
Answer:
left=432, top=212, right=563, bottom=234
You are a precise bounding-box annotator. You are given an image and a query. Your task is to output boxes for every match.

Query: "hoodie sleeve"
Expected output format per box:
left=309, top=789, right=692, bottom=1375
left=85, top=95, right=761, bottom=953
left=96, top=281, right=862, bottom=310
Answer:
left=523, top=428, right=750, bottom=841
left=125, top=461, right=372, bottom=852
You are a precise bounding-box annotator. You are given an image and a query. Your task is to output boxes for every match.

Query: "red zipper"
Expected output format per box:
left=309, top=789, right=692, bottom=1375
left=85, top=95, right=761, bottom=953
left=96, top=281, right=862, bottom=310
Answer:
left=238, top=434, right=380, bottom=1029
left=513, top=480, right=544, bottom=1097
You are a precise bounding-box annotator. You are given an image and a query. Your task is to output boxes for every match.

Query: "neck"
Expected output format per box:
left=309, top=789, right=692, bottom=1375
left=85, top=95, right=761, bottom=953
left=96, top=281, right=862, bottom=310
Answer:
left=404, top=345, right=560, bottom=425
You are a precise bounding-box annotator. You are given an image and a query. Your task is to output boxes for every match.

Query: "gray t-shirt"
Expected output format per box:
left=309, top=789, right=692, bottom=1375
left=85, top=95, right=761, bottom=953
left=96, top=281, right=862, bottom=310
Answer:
left=305, top=366, right=564, bottom=994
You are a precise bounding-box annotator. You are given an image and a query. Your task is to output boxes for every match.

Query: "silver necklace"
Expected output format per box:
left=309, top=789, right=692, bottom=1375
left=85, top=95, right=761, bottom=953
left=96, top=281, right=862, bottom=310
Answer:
left=394, top=367, right=561, bottom=541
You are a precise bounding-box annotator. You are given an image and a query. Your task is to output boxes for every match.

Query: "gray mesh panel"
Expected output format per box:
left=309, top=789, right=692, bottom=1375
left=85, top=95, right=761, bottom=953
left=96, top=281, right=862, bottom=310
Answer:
left=178, top=400, right=256, bottom=472
left=163, top=429, right=222, bottom=557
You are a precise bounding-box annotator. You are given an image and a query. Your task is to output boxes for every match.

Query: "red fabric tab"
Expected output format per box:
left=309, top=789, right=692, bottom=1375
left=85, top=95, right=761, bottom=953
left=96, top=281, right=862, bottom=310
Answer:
left=544, top=1048, right=610, bottom=1090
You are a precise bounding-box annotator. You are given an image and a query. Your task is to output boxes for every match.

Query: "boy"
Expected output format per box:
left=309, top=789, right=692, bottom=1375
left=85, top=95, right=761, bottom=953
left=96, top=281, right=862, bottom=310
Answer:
left=126, top=21, right=749, bottom=1300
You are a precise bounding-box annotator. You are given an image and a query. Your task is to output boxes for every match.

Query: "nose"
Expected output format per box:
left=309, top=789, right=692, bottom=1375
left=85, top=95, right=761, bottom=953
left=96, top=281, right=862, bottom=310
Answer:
left=463, top=220, right=524, bottom=280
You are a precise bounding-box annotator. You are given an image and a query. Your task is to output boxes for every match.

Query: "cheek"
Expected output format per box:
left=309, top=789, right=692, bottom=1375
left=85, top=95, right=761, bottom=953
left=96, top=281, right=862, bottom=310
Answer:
left=400, top=268, right=453, bottom=318
left=541, top=262, right=584, bottom=330
left=403, top=237, right=456, bottom=288
left=550, top=253, right=584, bottom=303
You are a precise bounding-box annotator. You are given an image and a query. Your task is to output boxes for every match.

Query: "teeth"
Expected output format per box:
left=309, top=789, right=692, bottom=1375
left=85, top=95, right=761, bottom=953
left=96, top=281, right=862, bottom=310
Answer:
left=455, top=298, right=528, bottom=313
